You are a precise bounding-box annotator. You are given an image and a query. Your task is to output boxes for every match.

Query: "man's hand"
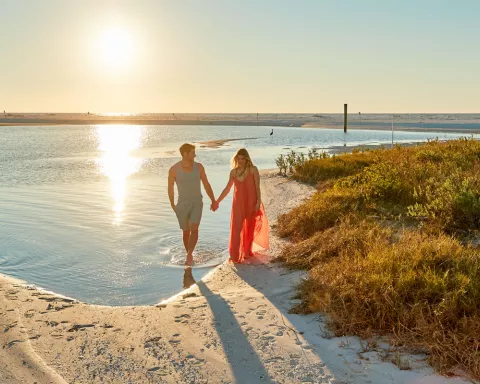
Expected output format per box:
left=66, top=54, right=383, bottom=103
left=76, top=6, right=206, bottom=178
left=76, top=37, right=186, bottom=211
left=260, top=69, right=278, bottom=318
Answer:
left=171, top=203, right=176, bottom=212
left=210, top=201, right=219, bottom=212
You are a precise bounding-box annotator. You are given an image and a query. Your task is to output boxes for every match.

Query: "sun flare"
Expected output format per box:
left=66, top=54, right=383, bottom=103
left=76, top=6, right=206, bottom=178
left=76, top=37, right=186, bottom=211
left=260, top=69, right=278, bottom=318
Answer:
left=97, top=27, right=134, bottom=70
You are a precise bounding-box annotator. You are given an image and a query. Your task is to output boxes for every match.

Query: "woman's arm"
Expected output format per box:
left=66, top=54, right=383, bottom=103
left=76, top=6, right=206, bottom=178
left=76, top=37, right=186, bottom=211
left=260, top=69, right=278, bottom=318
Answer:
left=215, top=169, right=235, bottom=207
left=253, top=166, right=261, bottom=211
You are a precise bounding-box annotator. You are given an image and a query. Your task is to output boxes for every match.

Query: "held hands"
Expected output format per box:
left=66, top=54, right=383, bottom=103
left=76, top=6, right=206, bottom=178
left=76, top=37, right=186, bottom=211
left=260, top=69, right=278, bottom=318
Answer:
left=210, top=200, right=220, bottom=212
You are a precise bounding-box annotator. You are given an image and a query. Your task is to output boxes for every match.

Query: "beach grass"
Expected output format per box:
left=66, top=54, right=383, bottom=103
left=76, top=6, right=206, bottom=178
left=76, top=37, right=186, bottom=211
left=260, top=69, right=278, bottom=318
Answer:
left=276, top=138, right=480, bottom=379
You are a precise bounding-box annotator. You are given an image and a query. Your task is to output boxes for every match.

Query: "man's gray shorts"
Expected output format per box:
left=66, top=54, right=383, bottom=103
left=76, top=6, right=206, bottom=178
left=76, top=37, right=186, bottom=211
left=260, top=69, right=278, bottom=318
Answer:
left=175, top=200, right=203, bottom=230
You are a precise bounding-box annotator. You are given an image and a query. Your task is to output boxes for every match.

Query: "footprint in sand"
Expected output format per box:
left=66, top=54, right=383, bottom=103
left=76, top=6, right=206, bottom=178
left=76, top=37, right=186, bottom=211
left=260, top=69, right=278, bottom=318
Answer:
left=147, top=367, right=170, bottom=376
left=168, top=334, right=181, bottom=345
left=51, top=333, right=63, bottom=339
left=175, top=314, right=191, bottom=323
left=4, top=322, right=18, bottom=333
left=144, top=336, right=162, bottom=347
left=245, top=330, right=260, bottom=340
left=46, top=321, right=59, bottom=327
left=186, top=355, right=205, bottom=366
left=68, top=324, right=95, bottom=332
left=261, top=335, right=275, bottom=341
left=256, top=310, right=266, bottom=320
left=265, top=356, right=284, bottom=364
left=7, top=339, right=25, bottom=348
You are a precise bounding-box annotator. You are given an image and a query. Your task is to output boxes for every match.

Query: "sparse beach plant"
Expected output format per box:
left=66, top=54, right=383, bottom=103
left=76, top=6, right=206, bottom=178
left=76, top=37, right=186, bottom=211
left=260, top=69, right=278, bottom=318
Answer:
left=307, top=148, right=319, bottom=161
left=285, top=150, right=297, bottom=173
left=275, top=154, right=288, bottom=175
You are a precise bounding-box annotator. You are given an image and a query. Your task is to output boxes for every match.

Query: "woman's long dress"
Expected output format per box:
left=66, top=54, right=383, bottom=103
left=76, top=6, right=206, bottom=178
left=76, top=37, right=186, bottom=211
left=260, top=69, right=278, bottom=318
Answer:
left=229, top=170, right=269, bottom=263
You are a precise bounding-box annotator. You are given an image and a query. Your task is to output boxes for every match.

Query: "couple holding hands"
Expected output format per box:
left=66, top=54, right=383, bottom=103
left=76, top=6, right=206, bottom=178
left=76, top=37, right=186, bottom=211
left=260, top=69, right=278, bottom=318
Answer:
left=168, top=143, right=269, bottom=267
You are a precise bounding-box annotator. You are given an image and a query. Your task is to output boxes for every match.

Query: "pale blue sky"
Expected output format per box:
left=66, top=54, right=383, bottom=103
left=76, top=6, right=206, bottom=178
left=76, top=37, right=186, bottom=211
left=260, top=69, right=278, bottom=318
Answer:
left=0, top=0, right=478, bottom=113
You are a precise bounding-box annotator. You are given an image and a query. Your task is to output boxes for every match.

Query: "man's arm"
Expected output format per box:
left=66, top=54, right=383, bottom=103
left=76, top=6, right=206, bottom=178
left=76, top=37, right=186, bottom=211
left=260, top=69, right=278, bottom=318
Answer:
left=168, top=167, right=176, bottom=211
left=198, top=163, right=216, bottom=205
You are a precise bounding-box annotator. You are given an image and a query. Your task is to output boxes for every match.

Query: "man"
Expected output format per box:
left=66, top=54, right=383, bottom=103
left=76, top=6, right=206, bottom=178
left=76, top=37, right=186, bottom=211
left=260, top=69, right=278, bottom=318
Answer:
left=168, top=143, right=216, bottom=266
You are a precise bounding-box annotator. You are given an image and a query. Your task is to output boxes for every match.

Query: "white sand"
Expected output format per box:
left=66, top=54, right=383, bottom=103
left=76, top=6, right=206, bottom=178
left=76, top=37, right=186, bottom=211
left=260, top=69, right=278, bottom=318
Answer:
left=0, top=171, right=472, bottom=383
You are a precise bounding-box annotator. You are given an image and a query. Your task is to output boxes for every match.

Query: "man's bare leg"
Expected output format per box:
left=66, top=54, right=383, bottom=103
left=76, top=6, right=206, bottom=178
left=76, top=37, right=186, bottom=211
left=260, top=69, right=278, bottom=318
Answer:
left=182, top=230, right=190, bottom=252
left=186, top=223, right=199, bottom=266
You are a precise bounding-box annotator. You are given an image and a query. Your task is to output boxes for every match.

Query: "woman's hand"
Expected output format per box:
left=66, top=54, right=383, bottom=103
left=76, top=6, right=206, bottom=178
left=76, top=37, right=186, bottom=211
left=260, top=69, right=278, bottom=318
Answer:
left=210, top=200, right=219, bottom=212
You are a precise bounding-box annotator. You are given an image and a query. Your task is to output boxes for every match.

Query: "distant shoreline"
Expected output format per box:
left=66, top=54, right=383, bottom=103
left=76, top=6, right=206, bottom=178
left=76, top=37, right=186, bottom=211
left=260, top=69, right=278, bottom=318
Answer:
left=2, top=113, right=480, bottom=134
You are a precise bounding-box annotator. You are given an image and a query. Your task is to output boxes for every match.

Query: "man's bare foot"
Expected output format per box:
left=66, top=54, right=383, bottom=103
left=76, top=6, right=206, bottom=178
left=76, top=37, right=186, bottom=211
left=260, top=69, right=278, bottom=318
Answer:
left=185, top=253, right=194, bottom=266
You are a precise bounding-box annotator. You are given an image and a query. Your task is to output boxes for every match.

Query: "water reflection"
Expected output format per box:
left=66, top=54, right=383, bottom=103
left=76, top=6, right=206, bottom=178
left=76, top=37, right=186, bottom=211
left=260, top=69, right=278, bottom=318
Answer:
left=95, top=125, right=144, bottom=224
left=183, top=267, right=196, bottom=289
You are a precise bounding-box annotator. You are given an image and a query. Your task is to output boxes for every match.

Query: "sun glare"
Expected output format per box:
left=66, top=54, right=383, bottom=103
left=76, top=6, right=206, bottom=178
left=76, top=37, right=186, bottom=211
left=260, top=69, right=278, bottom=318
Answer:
left=95, top=125, right=144, bottom=224
left=97, top=27, right=134, bottom=70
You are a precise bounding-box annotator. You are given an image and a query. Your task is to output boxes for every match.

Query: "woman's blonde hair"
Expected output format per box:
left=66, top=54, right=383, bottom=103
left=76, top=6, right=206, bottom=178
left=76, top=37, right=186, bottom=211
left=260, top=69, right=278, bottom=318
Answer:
left=231, top=148, right=254, bottom=170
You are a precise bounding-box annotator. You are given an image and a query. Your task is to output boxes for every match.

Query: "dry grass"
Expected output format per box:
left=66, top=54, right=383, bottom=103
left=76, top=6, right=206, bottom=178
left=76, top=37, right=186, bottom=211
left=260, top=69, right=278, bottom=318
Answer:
left=277, top=138, right=480, bottom=379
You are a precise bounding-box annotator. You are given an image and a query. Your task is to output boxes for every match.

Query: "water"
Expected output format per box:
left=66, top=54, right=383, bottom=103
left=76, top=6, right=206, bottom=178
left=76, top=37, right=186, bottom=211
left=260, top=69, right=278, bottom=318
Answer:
left=0, top=124, right=476, bottom=306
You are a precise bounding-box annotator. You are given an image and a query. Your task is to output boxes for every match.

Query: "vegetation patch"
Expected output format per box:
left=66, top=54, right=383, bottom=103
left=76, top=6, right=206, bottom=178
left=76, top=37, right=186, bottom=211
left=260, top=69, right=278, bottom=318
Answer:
left=276, top=138, right=480, bottom=379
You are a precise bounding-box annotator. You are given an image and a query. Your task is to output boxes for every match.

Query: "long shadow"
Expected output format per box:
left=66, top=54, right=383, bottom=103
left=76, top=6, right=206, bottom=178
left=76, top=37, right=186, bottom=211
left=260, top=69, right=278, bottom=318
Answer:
left=231, top=258, right=341, bottom=377
left=196, top=280, right=273, bottom=384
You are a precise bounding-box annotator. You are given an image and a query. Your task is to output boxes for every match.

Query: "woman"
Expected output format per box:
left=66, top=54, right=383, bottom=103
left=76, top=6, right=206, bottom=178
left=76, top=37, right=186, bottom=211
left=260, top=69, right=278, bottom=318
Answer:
left=214, top=148, right=269, bottom=263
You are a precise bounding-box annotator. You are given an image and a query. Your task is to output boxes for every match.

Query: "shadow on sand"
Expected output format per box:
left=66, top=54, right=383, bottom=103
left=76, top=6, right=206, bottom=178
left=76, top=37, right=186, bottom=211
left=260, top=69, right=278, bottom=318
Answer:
left=196, top=278, right=273, bottom=383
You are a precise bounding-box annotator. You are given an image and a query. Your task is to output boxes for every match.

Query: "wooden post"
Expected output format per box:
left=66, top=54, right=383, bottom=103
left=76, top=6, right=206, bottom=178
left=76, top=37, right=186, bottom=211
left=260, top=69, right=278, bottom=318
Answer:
left=344, top=104, right=348, bottom=132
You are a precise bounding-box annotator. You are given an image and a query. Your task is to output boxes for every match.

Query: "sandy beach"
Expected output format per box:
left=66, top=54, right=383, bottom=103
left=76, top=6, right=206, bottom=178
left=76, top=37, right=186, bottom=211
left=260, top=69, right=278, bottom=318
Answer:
left=2, top=113, right=480, bottom=133
left=0, top=171, right=472, bottom=384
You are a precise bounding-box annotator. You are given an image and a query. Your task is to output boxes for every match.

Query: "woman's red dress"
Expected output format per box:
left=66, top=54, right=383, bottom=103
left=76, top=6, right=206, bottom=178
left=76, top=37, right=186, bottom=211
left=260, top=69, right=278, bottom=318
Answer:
left=229, top=170, right=269, bottom=263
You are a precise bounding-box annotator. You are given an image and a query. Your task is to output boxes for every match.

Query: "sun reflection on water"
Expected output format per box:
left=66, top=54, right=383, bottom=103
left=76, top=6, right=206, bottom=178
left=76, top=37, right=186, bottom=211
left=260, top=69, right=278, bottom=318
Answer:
left=95, top=125, right=144, bottom=224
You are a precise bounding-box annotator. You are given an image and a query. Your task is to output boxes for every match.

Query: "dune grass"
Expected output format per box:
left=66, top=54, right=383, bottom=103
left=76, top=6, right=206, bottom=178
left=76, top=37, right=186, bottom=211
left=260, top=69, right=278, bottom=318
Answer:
left=276, top=138, right=480, bottom=378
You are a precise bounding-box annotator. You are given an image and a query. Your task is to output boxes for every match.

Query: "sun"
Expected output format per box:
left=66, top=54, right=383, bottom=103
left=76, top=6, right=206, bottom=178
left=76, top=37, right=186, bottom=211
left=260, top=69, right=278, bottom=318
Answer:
left=97, top=27, right=134, bottom=69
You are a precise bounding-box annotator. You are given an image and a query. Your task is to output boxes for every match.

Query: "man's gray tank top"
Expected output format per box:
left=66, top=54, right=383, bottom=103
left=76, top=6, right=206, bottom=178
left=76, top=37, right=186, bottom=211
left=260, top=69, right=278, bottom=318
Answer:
left=175, top=162, right=203, bottom=203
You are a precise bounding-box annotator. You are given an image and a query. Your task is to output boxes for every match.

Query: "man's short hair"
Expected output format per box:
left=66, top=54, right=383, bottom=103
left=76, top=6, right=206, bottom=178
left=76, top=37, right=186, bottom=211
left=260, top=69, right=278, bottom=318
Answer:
left=179, top=143, right=196, bottom=156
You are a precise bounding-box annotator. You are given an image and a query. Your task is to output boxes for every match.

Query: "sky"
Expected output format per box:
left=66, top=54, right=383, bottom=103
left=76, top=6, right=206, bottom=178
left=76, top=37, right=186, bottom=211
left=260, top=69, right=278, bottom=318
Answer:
left=0, top=0, right=479, bottom=113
